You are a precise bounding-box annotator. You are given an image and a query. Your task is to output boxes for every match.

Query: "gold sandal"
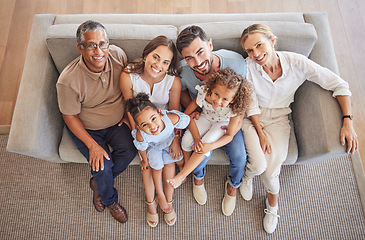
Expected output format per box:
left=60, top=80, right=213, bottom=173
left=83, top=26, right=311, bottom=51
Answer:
left=146, top=199, right=158, bottom=227
left=164, top=200, right=176, bottom=226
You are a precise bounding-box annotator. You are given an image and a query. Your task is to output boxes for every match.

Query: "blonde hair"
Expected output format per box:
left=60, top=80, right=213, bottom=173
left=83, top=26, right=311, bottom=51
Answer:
left=240, top=24, right=276, bottom=49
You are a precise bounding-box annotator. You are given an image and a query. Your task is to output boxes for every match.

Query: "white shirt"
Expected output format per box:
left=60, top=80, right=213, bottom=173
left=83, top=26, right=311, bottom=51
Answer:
left=246, top=51, right=352, bottom=117
left=130, top=73, right=175, bottom=110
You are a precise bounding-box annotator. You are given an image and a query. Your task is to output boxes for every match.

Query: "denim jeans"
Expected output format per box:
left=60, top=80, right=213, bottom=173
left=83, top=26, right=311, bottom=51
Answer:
left=67, top=123, right=137, bottom=206
left=192, top=129, right=247, bottom=188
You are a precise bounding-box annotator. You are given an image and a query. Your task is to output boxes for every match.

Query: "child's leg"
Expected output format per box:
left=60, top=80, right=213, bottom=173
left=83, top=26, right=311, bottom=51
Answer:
left=167, top=152, right=206, bottom=189
left=162, top=163, right=175, bottom=204
left=142, top=168, right=156, bottom=213
left=152, top=168, right=169, bottom=212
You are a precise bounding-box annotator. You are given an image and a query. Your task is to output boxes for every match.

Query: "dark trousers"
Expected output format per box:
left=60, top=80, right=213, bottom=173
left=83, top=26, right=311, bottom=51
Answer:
left=67, top=123, right=137, bottom=206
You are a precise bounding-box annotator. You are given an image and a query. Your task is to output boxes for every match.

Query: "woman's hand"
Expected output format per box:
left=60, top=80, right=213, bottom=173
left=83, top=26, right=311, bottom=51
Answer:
left=258, top=132, right=271, bottom=154
left=341, top=120, right=359, bottom=154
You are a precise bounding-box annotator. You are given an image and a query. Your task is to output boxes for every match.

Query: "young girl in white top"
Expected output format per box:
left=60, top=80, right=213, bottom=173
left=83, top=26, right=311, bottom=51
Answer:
left=119, top=36, right=183, bottom=227
left=167, top=68, right=253, bottom=194
left=127, top=93, right=199, bottom=227
left=239, top=24, right=358, bottom=234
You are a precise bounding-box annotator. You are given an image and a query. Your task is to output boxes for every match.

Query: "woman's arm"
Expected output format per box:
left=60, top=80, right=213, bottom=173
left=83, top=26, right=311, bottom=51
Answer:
left=336, top=95, right=358, bottom=154
left=119, top=72, right=136, bottom=129
left=250, top=114, right=271, bottom=154
left=168, top=76, right=182, bottom=111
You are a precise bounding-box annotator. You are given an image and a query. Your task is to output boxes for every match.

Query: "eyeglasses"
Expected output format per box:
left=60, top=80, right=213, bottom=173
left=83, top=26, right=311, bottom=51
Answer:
left=80, top=42, right=109, bottom=51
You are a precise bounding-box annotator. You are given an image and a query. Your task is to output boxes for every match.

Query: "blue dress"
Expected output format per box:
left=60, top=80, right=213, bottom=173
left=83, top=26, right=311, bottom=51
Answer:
left=132, top=110, right=190, bottom=170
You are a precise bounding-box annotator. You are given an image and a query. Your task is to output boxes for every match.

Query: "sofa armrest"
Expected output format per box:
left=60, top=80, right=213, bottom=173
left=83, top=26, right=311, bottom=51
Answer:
left=7, top=14, right=66, bottom=163
left=291, top=13, right=346, bottom=164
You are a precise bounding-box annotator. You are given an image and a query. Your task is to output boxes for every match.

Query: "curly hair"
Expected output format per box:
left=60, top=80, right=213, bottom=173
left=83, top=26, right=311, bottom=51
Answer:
left=125, top=93, right=158, bottom=123
left=123, top=35, right=180, bottom=77
left=204, top=67, right=253, bottom=115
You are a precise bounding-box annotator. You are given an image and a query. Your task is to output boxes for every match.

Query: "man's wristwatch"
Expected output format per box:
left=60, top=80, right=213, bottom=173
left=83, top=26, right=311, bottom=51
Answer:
left=343, top=115, right=353, bottom=120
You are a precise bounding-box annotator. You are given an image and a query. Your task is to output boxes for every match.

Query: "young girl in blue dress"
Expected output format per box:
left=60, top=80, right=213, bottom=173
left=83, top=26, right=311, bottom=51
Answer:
left=126, top=93, right=199, bottom=227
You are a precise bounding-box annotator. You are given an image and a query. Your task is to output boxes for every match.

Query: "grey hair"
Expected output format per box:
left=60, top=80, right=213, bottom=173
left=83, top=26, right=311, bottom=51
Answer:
left=76, top=20, right=108, bottom=45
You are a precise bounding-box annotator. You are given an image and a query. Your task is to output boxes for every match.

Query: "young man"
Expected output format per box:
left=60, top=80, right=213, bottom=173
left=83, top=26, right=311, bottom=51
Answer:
left=176, top=25, right=247, bottom=216
left=56, top=20, right=137, bottom=223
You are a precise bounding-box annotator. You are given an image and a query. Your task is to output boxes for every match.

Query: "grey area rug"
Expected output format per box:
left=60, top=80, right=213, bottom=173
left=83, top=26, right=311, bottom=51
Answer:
left=0, top=134, right=364, bottom=240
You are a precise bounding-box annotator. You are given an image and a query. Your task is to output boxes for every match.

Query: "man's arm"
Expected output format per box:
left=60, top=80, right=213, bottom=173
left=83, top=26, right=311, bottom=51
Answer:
left=62, top=114, right=110, bottom=171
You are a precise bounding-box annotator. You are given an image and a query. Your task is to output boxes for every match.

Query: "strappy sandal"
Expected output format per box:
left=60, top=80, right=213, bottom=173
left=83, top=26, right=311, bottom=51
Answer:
left=146, top=199, right=158, bottom=227
left=164, top=200, right=176, bottom=226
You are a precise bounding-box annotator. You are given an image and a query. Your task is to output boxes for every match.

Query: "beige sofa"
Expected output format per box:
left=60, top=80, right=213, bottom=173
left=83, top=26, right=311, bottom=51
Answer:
left=7, top=12, right=348, bottom=165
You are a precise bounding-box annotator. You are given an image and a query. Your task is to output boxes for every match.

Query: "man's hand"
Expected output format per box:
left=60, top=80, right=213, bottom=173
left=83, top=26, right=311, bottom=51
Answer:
left=89, top=143, right=110, bottom=172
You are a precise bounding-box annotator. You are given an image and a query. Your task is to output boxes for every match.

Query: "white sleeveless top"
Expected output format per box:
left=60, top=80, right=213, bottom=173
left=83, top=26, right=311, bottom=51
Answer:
left=129, top=73, right=175, bottom=110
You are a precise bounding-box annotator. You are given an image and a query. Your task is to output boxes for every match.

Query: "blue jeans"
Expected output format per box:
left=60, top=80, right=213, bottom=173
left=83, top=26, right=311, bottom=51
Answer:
left=192, top=130, right=247, bottom=188
left=67, top=123, right=137, bottom=206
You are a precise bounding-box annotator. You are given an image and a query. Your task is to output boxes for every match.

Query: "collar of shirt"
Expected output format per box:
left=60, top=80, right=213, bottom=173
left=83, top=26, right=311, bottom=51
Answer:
left=78, top=55, right=112, bottom=81
left=254, top=51, right=288, bottom=82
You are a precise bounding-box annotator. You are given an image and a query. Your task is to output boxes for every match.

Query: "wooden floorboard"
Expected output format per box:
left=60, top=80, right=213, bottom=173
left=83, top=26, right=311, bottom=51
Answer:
left=0, top=0, right=363, bottom=168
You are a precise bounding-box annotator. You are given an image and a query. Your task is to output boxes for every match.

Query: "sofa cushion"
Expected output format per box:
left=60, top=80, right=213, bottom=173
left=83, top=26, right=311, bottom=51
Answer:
left=46, top=24, right=178, bottom=73
left=178, top=21, right=317, bottom=58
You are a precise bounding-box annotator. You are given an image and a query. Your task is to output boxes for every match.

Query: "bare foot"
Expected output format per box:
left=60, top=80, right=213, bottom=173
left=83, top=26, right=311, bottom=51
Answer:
left=167, top=176, right=184, bottom=189
left=156, top=195, right=169, bottom=213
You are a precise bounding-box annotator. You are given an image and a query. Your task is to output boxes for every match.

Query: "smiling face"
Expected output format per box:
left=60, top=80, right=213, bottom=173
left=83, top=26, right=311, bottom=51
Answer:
left=77, top=30, right=109, bottom=73
left=143, top=45, right=173, bottom=79
left=135, top=107, right=165, bottom=135
left=181, top=37, right=214, bottom=76
left=206, top=83, right=237, bottom=111
left=242, top=32, right=276, bottom=66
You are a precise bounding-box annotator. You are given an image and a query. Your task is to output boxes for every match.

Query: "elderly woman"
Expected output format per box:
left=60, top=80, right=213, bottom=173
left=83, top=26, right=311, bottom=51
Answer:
left=239, top=23, right=358, bottom=234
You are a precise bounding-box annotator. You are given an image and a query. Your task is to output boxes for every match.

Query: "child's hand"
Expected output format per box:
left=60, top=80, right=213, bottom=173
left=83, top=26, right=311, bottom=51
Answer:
left=190, top=111, right=200, bottom=120
left=193, top=138, right=203, bottom=152
left=197, top=142, right=214, bottom=155
left=169, top=138, right=183, bottom=159
left=140, top=160, right=150, bottom=170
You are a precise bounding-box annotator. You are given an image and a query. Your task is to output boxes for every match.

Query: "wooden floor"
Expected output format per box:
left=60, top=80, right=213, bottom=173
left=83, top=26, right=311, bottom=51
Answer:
left=0, top=0, right=364, bottom=168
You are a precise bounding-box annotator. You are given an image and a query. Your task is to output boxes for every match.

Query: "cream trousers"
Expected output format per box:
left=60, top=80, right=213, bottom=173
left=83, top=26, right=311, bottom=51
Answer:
left=242, top=107, right=291, bottom=194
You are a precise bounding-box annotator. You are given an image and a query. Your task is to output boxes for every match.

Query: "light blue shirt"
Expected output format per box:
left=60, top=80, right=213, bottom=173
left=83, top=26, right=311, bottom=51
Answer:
left=180, top=49, right=247, bottom=100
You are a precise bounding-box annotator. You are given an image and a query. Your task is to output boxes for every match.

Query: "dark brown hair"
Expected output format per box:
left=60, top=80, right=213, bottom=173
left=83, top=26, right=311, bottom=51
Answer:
left=125, top=93, right=158, bottom=123
left=176, top=25, right=209, bottom=54
left=124, top=35, right=180, bottom=76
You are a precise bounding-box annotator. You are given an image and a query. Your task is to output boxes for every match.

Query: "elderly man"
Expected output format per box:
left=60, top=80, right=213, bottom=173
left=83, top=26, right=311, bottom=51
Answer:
left=56, top=20, right=137, bottom=223
left=176, top=25, right=247, bottom=216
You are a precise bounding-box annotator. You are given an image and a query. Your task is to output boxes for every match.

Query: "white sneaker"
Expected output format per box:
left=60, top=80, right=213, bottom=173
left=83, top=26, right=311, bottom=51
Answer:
left=263, top=208, right=280, bottom=234
left=239, top=177, right=253, bottom=201
left=193, top=180, right=207, bottom=205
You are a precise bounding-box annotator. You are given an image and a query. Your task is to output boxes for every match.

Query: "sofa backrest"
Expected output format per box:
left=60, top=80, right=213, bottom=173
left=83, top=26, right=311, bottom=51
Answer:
left=46, top=14, right=317, bottom=74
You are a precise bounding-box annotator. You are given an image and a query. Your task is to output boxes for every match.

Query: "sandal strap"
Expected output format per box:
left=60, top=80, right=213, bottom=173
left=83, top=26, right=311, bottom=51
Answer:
left=167, top=199, right=174, bottom=204
left=146, top=198, right=156, bottom=205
